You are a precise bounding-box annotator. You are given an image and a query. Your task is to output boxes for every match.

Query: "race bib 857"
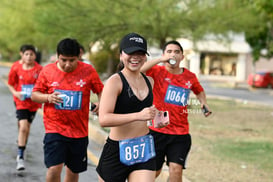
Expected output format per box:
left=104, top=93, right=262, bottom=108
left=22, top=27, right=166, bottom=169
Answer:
left=119, top=134, right=155, bottom=166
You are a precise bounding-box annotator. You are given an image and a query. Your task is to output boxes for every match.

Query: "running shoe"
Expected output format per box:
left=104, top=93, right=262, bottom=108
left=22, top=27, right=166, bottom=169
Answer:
left=16, top=155, right=25, bottom=170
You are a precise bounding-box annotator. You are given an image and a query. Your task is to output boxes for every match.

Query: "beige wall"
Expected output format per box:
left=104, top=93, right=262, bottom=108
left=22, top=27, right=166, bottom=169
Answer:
left=255, top=58, right=273, bottom=71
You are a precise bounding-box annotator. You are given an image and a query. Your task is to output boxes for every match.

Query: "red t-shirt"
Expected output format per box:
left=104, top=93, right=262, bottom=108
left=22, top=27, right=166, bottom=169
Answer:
left=146, top=65, right=204, bottom=135
left=8, top=61, right=42, bottom=111
left=8, top=60, right=22, bottom=101
left=32, top=61, right=104, bottom=138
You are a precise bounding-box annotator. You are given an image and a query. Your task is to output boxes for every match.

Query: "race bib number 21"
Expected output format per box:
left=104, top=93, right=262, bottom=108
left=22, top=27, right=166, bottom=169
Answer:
left=54, top=89, right=82, bottom=110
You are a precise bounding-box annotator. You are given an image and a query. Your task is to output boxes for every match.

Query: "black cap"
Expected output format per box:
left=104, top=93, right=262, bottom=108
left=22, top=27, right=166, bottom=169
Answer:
left=120, top=33, right=149, bottom=55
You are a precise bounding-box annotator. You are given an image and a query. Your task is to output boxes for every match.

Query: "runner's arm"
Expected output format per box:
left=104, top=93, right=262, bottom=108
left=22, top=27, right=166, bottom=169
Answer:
left=140, top=58, right=163, bottom=73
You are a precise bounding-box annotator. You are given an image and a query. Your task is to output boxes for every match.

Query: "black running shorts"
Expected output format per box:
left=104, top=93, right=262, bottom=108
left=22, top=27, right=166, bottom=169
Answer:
left=96, top=137, right=156, bottom=181
left=150, top=130, right=191, bottom=170
left=43, top=133, right=88, bottom=173
left=16, top=109, right=36, bottom=123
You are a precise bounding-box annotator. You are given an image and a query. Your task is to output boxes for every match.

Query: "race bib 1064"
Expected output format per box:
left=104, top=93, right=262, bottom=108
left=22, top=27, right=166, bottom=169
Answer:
left=164, top=85, right=190, bottom=106
left=54, top=89, right=82, bottom=110
left=119, top=134, right=155, bottom=166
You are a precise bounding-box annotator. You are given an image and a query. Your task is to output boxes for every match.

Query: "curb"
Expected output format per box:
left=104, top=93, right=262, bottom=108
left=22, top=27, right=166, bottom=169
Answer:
left=0, top=61, right=13, bottom=67
left=87, top=122, right=107, bottom=166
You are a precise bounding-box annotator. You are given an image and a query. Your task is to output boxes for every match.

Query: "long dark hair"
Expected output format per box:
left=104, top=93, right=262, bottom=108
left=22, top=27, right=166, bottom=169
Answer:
left=116, top=61, right=124, bottom=72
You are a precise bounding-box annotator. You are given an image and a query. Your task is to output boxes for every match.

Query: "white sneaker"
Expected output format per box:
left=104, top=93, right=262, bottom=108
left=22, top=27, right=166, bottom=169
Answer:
left=16, top=156, right=25, bottom=171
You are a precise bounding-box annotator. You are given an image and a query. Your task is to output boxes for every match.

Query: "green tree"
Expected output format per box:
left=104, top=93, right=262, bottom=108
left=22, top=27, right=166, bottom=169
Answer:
left=245, top=0, right=273, bottom=61
left=0, top=0, right=38, bottom=61
left=0, top=0, right=262, bottom=76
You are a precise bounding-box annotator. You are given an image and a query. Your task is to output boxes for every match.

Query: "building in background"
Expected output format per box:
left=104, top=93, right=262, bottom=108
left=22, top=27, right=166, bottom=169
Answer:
left=149, top=33, right=273, bottom=84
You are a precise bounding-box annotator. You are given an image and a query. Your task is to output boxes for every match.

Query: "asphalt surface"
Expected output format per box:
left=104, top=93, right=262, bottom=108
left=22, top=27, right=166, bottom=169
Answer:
left=200, top=79, right=273, bottom=107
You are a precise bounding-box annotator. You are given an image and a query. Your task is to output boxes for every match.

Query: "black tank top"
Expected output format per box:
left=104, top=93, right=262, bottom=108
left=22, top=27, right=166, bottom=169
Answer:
left=114, top=72, right=153, bottom=114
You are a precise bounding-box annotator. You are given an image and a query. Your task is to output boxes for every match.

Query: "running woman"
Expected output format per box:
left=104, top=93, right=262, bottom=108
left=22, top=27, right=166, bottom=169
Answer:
left=96, top=33, right=157, bottom=182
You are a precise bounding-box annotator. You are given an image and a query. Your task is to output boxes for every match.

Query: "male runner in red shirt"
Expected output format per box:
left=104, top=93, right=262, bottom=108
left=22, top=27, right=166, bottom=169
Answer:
left=31, top=38, right=103, bottom=182
left=141, top=40, right=211, bottom=182
left=8, top=44, right=43, bottom=171
left=8, top=45, right=28, bottom=103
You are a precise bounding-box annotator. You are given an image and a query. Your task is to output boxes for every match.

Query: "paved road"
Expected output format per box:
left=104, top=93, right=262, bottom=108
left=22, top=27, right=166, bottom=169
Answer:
left=200, top=79, right=273, bottom=107
left=0, top=65, right=98, bottom=181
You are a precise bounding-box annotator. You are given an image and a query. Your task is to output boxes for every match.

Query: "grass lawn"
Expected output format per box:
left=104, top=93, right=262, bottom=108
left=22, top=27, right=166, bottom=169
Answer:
left=185, top=98, right=273, bottom=182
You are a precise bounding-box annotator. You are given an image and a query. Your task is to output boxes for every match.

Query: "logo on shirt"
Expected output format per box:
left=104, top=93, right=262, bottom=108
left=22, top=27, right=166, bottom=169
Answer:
left=51, top=82, right=59, bottom=87
left=185, top=81, right=192, bottom=88
left=164, top=78, right=171, bottom=83
left=76, top=79, right=86, bottom=87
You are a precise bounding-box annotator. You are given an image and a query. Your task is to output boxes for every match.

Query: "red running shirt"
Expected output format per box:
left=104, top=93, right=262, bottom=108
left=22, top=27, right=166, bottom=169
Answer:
left=8, top=61, right=42, bottom=111
left=8, top=60, right=22, bottom=101
left=32, top=61, right=104, bottom=138
left=146, top=65, right=204, bottom=135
